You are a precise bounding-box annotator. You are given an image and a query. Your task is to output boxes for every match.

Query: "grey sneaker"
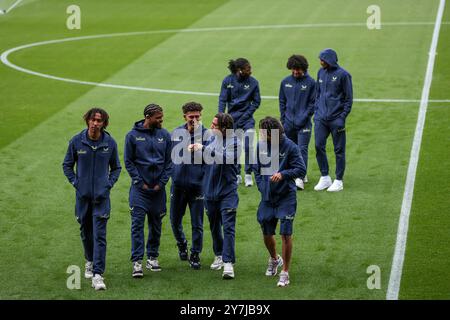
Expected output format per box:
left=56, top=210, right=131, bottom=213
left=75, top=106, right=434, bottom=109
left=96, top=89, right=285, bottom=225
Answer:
left=91, top=274, right=106, bottom=290
left=210, top=255, right=223, bottom=270
left=277, top=271, right=290, bottom=287
left=146, top=257, right=162, bottom=272
left=222, top=262, right=235, bottom=279
left=314, top=175, right=332, bottom=191
left=84, top=261, right=93, bottom=279
left=236, top=175, right=243, bottom=184
left=265, top=254, right=283, bottom=276
left=244, top=174, right=253, bottom=187
left=295, top=178, right=304, bottom=190
left=132, top=261, right=143, bottom=278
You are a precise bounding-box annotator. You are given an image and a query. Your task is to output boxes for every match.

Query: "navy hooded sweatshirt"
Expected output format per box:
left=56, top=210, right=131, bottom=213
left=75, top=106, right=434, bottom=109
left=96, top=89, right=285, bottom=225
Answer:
left=63, top=129, right=122, bottom=201
left=171, top=124, right=207, bottom=189
left=202, top=133, right=240, bottom=201
left=315, top=48, right=353, bottom=121
left=124, top=120, right=172, bottom=190
left=254, top=135, right=306, bottom=204
left=218, top=74, right=261, bottom=131
left=279, top=73, right=316, bottom=130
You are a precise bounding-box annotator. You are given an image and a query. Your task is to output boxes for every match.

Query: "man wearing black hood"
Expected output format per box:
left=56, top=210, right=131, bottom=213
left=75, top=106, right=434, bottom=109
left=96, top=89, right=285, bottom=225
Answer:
left=313, top=48, right=353, bottom=192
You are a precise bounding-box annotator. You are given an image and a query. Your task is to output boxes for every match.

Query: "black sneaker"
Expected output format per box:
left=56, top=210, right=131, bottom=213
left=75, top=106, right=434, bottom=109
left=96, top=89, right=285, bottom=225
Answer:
left=189, top=252, right=201, bottom=270
left=177, top=241, right=189, bottom=261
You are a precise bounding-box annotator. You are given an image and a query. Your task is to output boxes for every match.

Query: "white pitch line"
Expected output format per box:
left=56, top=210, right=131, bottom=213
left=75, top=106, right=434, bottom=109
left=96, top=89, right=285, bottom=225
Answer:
left=1, top=22, right=450, bottom=104
left=386, top=0, right=446, bottom=300
left=5, top=0, right=23, bottom=14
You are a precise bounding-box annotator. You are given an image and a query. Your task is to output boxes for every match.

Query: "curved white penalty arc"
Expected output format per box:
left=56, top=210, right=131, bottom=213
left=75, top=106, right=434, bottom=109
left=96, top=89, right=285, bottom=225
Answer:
left=1, top=23, right=450, bottom=103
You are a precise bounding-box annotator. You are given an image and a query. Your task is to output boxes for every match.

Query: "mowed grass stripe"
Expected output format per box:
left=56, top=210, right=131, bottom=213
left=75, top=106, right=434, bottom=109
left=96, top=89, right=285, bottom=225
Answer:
left=400, top=9, right=450, bottom=299
left=0, top=0, right=228, bottom=149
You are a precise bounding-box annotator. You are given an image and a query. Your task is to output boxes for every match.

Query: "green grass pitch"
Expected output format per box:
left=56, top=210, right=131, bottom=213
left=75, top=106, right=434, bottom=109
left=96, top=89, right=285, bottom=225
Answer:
left=0, top=0, right=449, bottom=299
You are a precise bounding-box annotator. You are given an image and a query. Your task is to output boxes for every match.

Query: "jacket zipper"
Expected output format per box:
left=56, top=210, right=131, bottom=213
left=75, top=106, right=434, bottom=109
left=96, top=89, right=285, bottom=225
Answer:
left=92, top=146, right=96, bottom=200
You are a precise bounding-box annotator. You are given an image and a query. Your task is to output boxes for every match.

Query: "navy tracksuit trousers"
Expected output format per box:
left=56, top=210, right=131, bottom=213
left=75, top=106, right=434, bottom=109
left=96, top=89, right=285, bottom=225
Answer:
left=314, top=117, right=346, bottom=180
left=284, top=121, right=312, bottom=176
left=76, top=198, right=109, bottom=275
left=205, top=192, right=238, bottom=264
left=170, top=185, right=204, bottom=254
left=130, top=187, right=166, bottom=262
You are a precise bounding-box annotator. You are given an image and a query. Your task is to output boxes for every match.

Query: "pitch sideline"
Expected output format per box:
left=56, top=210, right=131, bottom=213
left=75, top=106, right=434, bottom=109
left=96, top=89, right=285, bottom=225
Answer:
left=386, top=0, right=446, bottom=300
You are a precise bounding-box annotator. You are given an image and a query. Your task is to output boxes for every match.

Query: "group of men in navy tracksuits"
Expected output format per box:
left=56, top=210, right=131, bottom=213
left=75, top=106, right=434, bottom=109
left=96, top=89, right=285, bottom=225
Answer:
left=62, top=48, right=353, bottom=290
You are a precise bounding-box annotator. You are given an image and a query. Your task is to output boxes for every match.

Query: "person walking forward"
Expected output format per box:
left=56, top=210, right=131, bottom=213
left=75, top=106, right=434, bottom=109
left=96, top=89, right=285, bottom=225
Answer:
left=63, top=108, right=121, bottom=290
left=124, top=104, right=172, bottom=278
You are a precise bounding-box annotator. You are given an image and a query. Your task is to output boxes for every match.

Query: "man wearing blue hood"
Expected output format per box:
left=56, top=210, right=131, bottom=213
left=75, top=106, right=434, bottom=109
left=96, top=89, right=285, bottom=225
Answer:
left=254, top=117, right=306, bottom=287
left=124, top=104, right=172, bottom=278
left=218, top=58, right=261, bottom=187
left=279, top=54, right=315, bottom=190
left=314, top=48, right=353, bottom=192
left=63, top=108, right=122, bottom=291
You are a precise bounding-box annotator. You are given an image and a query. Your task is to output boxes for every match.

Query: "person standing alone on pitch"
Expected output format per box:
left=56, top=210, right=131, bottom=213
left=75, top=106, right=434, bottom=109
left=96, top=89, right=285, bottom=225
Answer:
left=314, top=48, right=353, bottom=192
left=170, top=102, right=207, bottom=269
left=63, top=108, right=122, bottom=291
left=279, top=54, right=315, bottom=190
left=124, top=104, right=172, bottom=278
left=254, top=117, right=305, bottom=287
left=218, top=58, right=261, bottom=187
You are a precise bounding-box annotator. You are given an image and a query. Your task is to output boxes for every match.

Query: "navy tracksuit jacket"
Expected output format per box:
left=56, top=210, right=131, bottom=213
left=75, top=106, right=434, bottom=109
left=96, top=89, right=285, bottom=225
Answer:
left=218, top=73, right=261, bottom=174
left=254, top=136, right=306, bottom=219
left=124, top=120, right=172, bottom=261
left=170, top=124, right=207, bottom=254
left=279, top=73, right=316, bottom=175
left=63, top=129, right=121, bottom=275
left=315, top=48, right=353, bottom=180
left=202, top=133, right=240, bottom=264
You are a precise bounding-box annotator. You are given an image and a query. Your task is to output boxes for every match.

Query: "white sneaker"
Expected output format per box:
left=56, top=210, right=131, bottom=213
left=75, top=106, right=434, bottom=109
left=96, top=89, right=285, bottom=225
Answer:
left=314, top=175, right=332, bottom=191
left=84, top=261, right=93, bottom=279
left=91, top=274, right=106, bottom=290
left=210, top=255, right=223, bottom=270
left=277, top=271, right=290, bottom=287
left=146, top=257, right=162, bottom=272
left=236, top=175, right=243, bottom=184
left=222, top=262, right=235, bottom=279
left=295, top=178, right=304, bottom=190
left=327, top=179, right=343, bottom=192
left=132, top=261, right=143, bottom=278
left=304, top=175, right=308, bottom=183
left=265, top=255, right=284, bottom=276
left=244, top=174, right=253, bottom=187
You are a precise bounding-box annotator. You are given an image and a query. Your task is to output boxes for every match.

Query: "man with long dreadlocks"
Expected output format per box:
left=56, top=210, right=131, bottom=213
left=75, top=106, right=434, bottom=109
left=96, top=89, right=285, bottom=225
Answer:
left=218, top=58, right=261, bottom=187
left=124, top=103, right=172, bottom=278
left=254, top=117, right=305, bottom=287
